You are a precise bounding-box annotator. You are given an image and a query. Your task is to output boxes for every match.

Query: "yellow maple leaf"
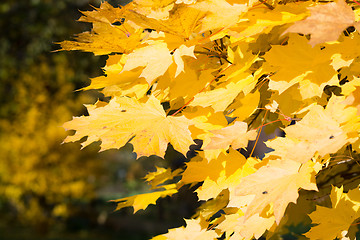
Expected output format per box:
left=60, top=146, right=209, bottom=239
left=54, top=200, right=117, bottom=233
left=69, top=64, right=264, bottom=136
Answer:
left=284, top=0, right=358, bottom=47
left=59, top=24, right=143, bottom=55
left=181, top=153, right=224, bottom=184
left=83, top=58, right=149, bottom=98
left=306, top=186, right=360, bottom=240
left=195, top=149, right=259, bottom=201
left=152, top=218, right=219, bottom=240
left=269, top=83, right=304, bottom=118
left=173, top=44, right=196, bottom=77
left=235, top=159, right=320, bottom=224
left=182, top=106, right=227, bottom=137
left=222, top=44, right=261, bottom=94
left=122, top=42, right=195, bottom=84
left=181, top=106, right=231, bottom=159
left=78, top=2, right=124, bottom=24
left=111, top=184, right=177, bottom=213
left=144, top=167, right=183, bottom=189
left=189, top=73, right=257, bottom=112
left=182, top=149, right=257, bottom=201
left=63, top=96, right=194, bottom=157
left=204, top=121, right=257, bottom=150
left=226, top=90, right=260, bottom=121
left=266, top=98, right=359, bottom=163
left=175, top=0, right=196, bottom=4
left=131, top=0, right=176, bottom=20
left=122, top=42, right=173, bottom=85
left=191, top=0, right=248, bottom=32
left=216, top=209, right=276, bottom=240
left=133, top=0, right=175, bottom=8
left=342, top=78, right=360, bottom=115
left=162, top=68, right=214, bottom=103
left=194, top=190, right=229, bottom=220
left=327, top=33, right=360, bottom=62
left=263, top=34, right=337, bottom=97
left=58, top=3, right=143, bottom=55
left=222, top=2, right=310, bottom=43
left=124, top=4, right=205, bottom=39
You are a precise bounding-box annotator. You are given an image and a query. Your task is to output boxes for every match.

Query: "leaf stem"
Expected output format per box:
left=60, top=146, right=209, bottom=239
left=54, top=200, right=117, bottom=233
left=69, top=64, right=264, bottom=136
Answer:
left=352, top=0, right=360, bottom=6
left=253, top=118, right=287, bottom=130
left=258, top=0, right=274, bottom=10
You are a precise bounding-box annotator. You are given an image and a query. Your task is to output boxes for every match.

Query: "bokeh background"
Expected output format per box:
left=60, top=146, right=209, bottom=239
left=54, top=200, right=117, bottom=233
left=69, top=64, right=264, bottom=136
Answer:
left=0, top=1, right=198, bottom=239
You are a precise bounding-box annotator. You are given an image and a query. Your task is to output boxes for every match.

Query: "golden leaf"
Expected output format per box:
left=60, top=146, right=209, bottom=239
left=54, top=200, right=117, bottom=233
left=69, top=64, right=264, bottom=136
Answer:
left=111, top=184, right=177, bottom=213
left=235, top=160, right=319, bottom=224
left=63, top=96, right=194, bottom=157
left=306, top=186, right=360, bottom=239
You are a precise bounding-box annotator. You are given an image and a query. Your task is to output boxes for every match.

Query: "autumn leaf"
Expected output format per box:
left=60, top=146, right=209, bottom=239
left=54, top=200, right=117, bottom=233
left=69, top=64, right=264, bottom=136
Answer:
left=133, top=0, right=175, bottom=9
left=164, top=68, right=214, bottom=103
left=266, top=97, right=359, bottom=163
left=181, top=153, right=224, bottom=184
left=216, top=210, right=276, bottom=240
left=262, top=34, right=337, bottom=98
left=82, top=55, right=149, bottom=98
left=181, top=149, right=258, bottom=201
left=283, top=0, right=358, bottom=46
left=204, top=121, right=257, bottom=150
left=191, top=0, right=248, bottom=32
left=222, top=2, right=310, bottom=42
left=59, top=24, right=143, bottom=55
left=195, top=149, right=259, bottom=201
left=144, top=167, right=183, bottom=189
left=121, top=42, right=173, bottom=84
left=173, top=44, right=196, bottom=77
left=269, top=83, right=304, bottom=118
left=194, top=190, right=229, bottom=220
left=58, top=2, right=143, bottom=55
left=130, top=0, right=176, bottom=20
left=342, top=78, right=360, bottom=115
left=78, top=2, right=125, bottom=24
left=182, top=106, right=228, bottom=151
left=189, top=73, right=257, bottom=112
left=226, top=90, right=260, bottom=121
left=152, top=218, right=219, bottom=240
left=122, top=42, right=196, bottom=84
left=111, top=184, right=178, bottom=213
left=306, top=186, right=360, bottom=240
left=235, top=159, right=320, bottom=224
left=327, top=33, right=360, bottom=62
left=124, top=4, right=205, bottom=39
left=63, top=96, right=194, bottom=157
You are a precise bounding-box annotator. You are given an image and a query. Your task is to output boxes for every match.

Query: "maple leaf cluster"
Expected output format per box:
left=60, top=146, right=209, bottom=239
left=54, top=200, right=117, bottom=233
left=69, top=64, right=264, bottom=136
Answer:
left=60, top=0, right=360, bottom=239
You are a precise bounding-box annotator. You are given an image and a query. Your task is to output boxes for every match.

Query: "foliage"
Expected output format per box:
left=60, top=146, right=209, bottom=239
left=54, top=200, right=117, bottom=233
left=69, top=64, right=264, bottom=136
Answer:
left=0, top=0, right=110, bottom=231
left=0, top=0, right=105, bottom=119
left=61, top=0, right=360, bottom=239
left=0, top=54, right=105, bottom=229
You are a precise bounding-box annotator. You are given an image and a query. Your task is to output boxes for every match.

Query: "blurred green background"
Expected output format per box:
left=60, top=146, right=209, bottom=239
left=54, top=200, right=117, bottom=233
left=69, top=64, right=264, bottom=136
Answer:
left=0, top=1, right=198, bottom=239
